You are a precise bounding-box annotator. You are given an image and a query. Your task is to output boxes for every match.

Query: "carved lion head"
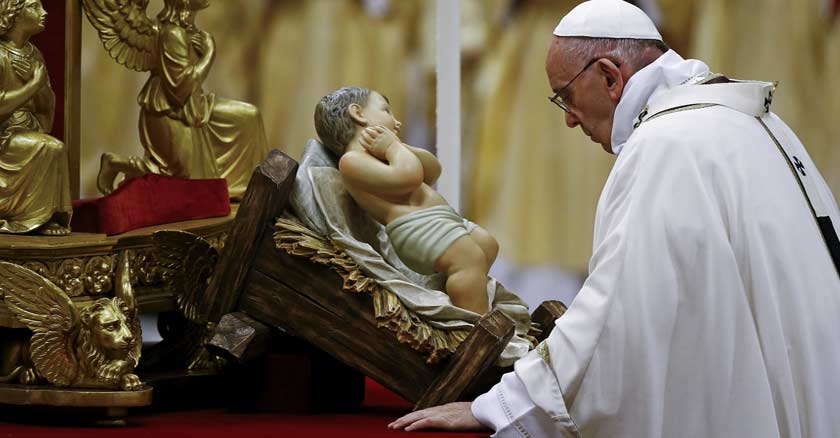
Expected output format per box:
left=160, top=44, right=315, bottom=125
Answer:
left=76, top=297, right=139, bottom=378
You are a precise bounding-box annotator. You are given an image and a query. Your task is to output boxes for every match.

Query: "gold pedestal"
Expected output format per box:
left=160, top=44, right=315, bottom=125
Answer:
left=0, top=383, right=153, bottom=407
left=0, top=206, right=236, bottom=328
left=0, top=206, right=236, bottom=409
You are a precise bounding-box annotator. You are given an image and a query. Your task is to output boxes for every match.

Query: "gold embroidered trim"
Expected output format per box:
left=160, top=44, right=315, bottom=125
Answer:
left=536, top=340, right=551, bottom=366
left=273, top=218, right=469, bottom=364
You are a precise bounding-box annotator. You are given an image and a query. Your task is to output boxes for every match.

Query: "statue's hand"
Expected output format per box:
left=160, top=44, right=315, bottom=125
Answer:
left=360, top=125, right=399, bottom=160
left=190, top=31, right=214, bottom=57
left=190, top=32, right=204, bottom=54
left=30, top=63, right=47, bottom=89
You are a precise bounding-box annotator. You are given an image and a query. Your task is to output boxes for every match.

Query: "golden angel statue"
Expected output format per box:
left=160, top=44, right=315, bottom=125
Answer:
left=0, top=0, right=72, bottom=235
left=0, top=253, right=143, bottom=390
left=83, top=0, right=270, bottom=199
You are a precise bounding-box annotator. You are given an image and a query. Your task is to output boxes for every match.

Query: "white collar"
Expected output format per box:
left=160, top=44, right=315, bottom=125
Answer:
left=641, top=80, right=777, bottom=122
left=610, top=50, right=709, bottom=155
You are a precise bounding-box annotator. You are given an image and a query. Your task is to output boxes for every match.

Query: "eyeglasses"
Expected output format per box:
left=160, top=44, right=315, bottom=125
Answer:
left=548, top=58, right=617, bottom=113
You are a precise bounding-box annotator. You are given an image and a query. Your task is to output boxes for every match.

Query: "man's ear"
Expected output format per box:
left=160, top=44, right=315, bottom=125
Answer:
left=599, top=59, right=624, bottom=102
left=347, top=103, right=368, bottom=126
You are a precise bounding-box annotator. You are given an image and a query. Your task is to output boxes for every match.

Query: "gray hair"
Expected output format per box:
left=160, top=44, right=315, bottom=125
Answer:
left=559, top=37, right=669, bottom=72
left=314, top=87, right=372, bottom=156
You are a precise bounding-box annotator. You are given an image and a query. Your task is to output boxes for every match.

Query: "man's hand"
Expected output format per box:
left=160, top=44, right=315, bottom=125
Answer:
left=360, top=125, right=399, bottom=160
left=388, top=402, right=488, bottom=432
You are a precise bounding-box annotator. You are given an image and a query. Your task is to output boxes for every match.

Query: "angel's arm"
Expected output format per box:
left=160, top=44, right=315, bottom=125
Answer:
left=32, top=50, right=55, bottom=132
left=0, top=63, right=46, bottom=118
left=159, top=26, right=215, bottom=107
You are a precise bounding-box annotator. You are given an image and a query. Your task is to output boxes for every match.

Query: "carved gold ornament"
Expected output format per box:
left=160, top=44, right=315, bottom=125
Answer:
left=0, top=253, right=143, bottom=390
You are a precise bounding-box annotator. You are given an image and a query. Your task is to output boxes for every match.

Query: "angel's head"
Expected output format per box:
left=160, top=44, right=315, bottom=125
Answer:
left=0, top=0, right=46, bottom=38
left=158, top=0, right=209, bottom=26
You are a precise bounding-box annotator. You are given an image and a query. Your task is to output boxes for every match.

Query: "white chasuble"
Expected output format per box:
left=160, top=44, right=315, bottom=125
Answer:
left=472, top=51, right=840, bottom=437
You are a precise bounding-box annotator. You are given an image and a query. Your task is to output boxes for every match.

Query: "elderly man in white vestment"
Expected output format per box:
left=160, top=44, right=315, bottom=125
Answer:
left=391, top=0, right=840, bottom=437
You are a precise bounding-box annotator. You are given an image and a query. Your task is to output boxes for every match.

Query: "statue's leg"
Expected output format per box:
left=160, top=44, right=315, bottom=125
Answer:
left=206, top=99, right=270, bottom=199
left=468, top=225, right=500, bottom=266
left=435, top=236, right=492, bottom=314
left=96, top=152, right=156, bottom=195
left=0, top=133, right=72, bottom=234
left=97, top=111, right=199, bottom=195
left=141, top=111, right=217, bottom=180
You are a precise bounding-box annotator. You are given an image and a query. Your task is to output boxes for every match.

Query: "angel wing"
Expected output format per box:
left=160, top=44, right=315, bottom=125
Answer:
left=0, top=262, right=79, bottom=386
left=82, top=0, right=158, bottom=72
left=153, top=231, right=219, bottom=323
left=114, top=251, right=143, bottom=366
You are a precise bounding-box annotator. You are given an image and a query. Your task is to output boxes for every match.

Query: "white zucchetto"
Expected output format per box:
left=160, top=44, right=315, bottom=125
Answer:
left=554, top=0, right=663, bottom=41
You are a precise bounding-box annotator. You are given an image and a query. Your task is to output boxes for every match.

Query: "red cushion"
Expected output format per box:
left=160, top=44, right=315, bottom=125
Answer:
left=71, top=174, right=231, bottom=235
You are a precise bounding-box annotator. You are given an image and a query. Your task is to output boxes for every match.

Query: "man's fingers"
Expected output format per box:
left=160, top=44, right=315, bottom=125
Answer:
left=404, top=417, right=438, bottom=432
left=389, top=410, right=428, bottom=429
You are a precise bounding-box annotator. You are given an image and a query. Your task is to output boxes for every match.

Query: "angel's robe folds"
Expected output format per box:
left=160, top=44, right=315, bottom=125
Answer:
left=135, top=24, right=269, bottom=199
left=472, top=51, right=840, bottom=437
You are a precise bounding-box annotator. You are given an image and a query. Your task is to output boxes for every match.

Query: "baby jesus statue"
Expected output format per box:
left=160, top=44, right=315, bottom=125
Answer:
left=314, top=87, right=497, bottom=314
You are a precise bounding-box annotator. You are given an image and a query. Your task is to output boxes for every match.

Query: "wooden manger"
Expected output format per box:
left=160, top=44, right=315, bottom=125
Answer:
left=204, top=150, right=567, bottom=410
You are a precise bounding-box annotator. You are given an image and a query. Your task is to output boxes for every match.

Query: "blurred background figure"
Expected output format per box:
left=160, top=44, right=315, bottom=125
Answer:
left=80, top=0, right=840, bottom=310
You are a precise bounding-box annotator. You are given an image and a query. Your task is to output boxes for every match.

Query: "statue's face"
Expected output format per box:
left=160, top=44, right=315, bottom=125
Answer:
left=15, top=0, right=47, bottom=36
left=89, top=301, right=134, bottom=355
left=359, top=92, right=402, bottom=136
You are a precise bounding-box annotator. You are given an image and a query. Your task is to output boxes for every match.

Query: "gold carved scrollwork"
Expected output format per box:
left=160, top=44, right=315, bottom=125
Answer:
left=55, top=259, right=85, bottom=297
left=12, top=256, right=116, bottom=298
left=205, top=232, right=228, bottom=253
left=128, top=249, right=167, bottom=287
left=83, top=256, right=114, bottom=295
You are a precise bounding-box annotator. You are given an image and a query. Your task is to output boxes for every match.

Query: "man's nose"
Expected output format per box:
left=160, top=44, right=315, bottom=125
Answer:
left=564, top=111, right=579, bottom=128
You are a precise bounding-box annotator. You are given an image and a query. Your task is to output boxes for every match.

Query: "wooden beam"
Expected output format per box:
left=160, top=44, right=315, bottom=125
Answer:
left=204, top=150, right=297, bottom=322
left=207, top=312, right=273, bottom=364
left=529, top=300, right=567, bottom=344
left=415, top=310, right=515, bottom=410
left=239, top=268, right=438, bottom=403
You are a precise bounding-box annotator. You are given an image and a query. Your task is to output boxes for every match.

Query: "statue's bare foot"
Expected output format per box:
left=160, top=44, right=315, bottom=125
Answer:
left=97, top=152, right=119, bottom=195
left=37, top=222, right=71, bottom=236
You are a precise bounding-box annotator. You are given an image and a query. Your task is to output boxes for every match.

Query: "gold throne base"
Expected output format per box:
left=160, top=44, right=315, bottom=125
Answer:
left=0, top=205, right=237, bottom=411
